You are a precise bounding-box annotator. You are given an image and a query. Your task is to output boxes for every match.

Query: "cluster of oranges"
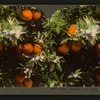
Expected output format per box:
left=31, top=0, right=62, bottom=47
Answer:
left=21, top=9, right=42, bottom=21
left=57, top=24, right=100, bottom=55
left=15, top=72, right=33, bottom=87
left=16, top=43, right=42, bottom=55
left=57, top=41, right=82, bottom=55
left=57, top=24, right=82, bottom=55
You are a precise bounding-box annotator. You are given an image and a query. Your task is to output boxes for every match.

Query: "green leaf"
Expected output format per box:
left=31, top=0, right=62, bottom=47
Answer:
left=37, top=31, right=41, bottom=38
left=75, top=69, right=81, bottom=74
left=48, top=77, right=52, bottom=85
left=53, top=73, right=59, bottom=80
left=19, top=63, right=24, bottom=67
left=50, top=64, right=55, bottom=72
left=57, top=63, right=62, bottom=72
left=0, top=73, right=2, bottom=75
left=67, top=75, right=73, bottom=78
left=58, top=19, right=67, bottom=26
left=49, top=54, right=55, bottom=59
left=95, top=66, right=100, bottom=69
left=74, top=79, right=79, bottom=82
left=56, top=25, right=60, bottom=34
left=41, top=65, right=47, bottom=71
left=60, top=73, right=64, bottom=80
left=60, top=38, right=69, bottom=44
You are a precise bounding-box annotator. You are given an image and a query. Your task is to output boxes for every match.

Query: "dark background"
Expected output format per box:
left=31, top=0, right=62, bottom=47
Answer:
left=0, top=0, right=100, bottom=99
left=0, top=95, right=100, bottom=99
left=0, top=0, right=100, bottom=4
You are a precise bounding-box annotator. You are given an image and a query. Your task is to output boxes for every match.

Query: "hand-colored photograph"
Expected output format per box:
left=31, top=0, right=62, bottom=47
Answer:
left=0, top=5, right=100, bottom=88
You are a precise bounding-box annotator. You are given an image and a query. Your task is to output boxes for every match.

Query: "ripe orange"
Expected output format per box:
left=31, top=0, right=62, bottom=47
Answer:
left=16, top=44, right=23, bottom=55
left=33, top=11, right=42, bottom=21
left=57, top=43, right=70, bottom=54
left=0, top=42, right=3, bottom=52
left=68, top=24, right=76, bottom=36
left=96, top=73, right=100, bottom=82
left=23, top=43, right=34, bottom=55
left=21, top=9, right=33, bottom=21
left=23, top=78, right=33, bottom=87
left=96, top=43, right=100, bottom=54
left=15, top=73, right=25, bottom=83
left=33, top=43, right=42, bottom=55
left=71, top=41, right=82, bottom=52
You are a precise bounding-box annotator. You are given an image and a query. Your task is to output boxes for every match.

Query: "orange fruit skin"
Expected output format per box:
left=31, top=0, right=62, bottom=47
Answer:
left=33, top=43, right=42, bottom=55
left=96, top=43, right=100, bottom=55
left=21, top=9, right=33, bottom=21
left=71, top=41, right=82, bottom=52
left=23, top=78, right=33, bottom=87
left=0, top=42, right=3, bottom=52
left=57, top=43, right=70, bottom=54
left=33, top=11, right=41, bottom=21
left=16, top=44, right=23, bottom=55
left=23, top=43, right=34, bottom=55
left=68, top=24, right=76, bottom=36
left=15, top=74, right=25, bottom=83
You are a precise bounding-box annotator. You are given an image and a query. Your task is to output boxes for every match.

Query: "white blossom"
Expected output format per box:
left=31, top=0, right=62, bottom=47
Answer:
left=84, top=18, right=90, bottom=24
left=40, top=55, right=45, bottom=60
left=30, top=55, right=45, bottom=62
left=15, top=26, right=23, bottom=39
left=35, top=56, right=40, bottom=60
left=26, top=68, right=30, bottom=72
left=29, top=69, right=32, bottom=73
left=39, top=39, right=44, bottom=44
left=9, top=30, right=15, bottom=35
left=24, top=68, right=30, bottom=74
left=52, top=56, right=59, bottom=63
left=91, top=32, right=96, bottom=38
left=85, top=29, right=91, bottom=34
left=86, top=36, right=89, bottom=40
left=72, top=73, right=78, bottom=78
left=24, top=70, right=28, bottom=74
left=8, top=19, right=14, bottom=25
left=91, top=25, right=99, bottom=38
left=25, top=75, right=28, bottom=78
left=3, top=30, right=8, bottom=34
left=31, top=57, right=35, bottom=62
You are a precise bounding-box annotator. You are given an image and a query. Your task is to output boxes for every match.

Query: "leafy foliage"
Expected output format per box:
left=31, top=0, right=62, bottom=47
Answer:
left=0, top=5, right=100, bottom=87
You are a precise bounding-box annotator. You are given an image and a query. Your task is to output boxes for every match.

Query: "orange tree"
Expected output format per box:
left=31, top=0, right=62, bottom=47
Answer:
left=0, top=5, right=50, bottom=87
left=49, top=5, right=100, bottom=87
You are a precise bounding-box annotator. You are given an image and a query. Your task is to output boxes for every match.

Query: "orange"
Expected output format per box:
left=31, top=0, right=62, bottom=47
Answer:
left=0, top=42, right=3, bottom=52
left=71, top=41, right=82, bottom=52
left=16, top=44, right=23, bottom=55
left=33, top=11, right=42, bottom=21
left=57, top=43, right=70, bottom=54
left=33, top=43, right=42, bottom=55
left=15, top=73, right=25, bottom=83
left=23, top=43, right=34, bottom=55
left=23, top=78, right=33, bottom=87
left=68, top=24, right=76, bottom=36
left=21, top=9, right=33, bottom=21
left=96, top=43, right=100, bottom=54
left=96, top=73, right=100, bottom=82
